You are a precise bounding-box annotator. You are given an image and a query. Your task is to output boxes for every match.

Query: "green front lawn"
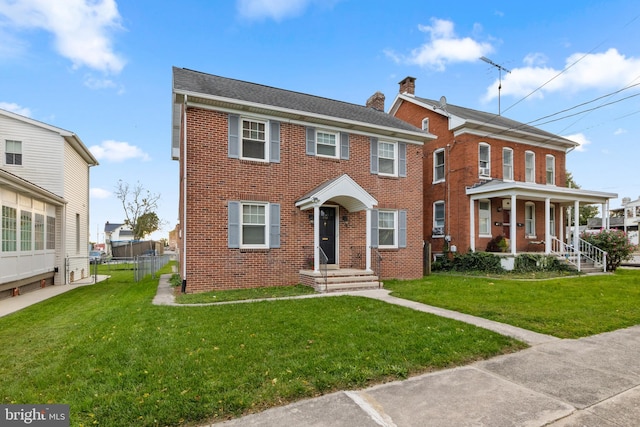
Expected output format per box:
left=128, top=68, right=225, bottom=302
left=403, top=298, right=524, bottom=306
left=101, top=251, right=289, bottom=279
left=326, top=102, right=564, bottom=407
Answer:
left=385, top=268, right=640, bottom=339
left=0, top=264, right=524, bottom=426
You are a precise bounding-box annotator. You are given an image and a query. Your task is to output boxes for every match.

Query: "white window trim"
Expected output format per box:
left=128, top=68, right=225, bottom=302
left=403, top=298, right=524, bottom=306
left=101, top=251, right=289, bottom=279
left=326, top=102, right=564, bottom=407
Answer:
left=378, top=210, right=398, bottom=249
left=5, top=139, right=23, bottom=166
left=479, top=143, right=491, bottom=179
left=549, top=204, right=556, bottom=237
left=315, top=130, right=339, bottom=159
left=432, top=200, right=445, bottom=238
left=433, top=148, right=445, bottom=183
left=421, top=117, right=429, bottom=131
left=525, top=151, right=535, bottom=183
left=240, top=117, right=269, bottom=162
left=240, top=202, right=269, bottom=249
left=525, top=202, right=536, bottom=238
left=546, top=154, right=555, bottom=186
left=378, top=140, right=398, bottom=177
left=478, top=199, right=492, bottom=238
left=502, top=147, right=514, bottom=181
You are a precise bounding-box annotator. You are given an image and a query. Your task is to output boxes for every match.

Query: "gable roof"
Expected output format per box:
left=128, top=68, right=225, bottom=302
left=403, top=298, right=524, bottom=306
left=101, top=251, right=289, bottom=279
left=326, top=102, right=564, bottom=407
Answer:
left=172, top=67, right=434, bottom=155
left=0, top=108, right=99, bottom=166
left=390, top=94, right=577, bottom=150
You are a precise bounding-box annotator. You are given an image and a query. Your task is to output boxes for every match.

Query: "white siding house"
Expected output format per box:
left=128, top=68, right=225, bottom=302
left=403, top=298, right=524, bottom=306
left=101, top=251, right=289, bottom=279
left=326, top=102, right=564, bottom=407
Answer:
left=0, top=109, right=98, bottom=298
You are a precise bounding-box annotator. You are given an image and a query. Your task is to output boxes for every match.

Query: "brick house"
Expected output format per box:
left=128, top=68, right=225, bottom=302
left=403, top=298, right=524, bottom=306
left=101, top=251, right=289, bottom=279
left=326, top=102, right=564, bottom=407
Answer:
left=171, top=68, right=433, bottom=292
left=390, top=77, right=617, bottom=269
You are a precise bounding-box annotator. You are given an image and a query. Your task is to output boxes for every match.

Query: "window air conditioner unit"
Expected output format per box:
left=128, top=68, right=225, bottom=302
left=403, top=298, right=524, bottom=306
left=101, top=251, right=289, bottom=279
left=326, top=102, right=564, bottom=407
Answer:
left=432, top=227, right=444, bottom=236
left=479, top=167, right=490, bottom=176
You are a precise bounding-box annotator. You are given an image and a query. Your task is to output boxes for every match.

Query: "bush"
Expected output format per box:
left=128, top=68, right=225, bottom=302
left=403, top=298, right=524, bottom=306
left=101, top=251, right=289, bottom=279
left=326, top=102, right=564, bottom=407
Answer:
left=580, top=229, right=637, bottom=272
left=486, top=235, right=509, bottom=252
left=514, top=254, right=572, bottom=273
left=169, top=273, right=182, bottom=287
left=452, top=251, right=504, bottom=273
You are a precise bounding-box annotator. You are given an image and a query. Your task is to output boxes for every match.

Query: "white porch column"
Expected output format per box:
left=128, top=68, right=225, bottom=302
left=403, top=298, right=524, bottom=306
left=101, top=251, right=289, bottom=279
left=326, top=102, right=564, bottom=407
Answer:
left=559, top=205, right=565, bottom=244
left=365, top=208, right=372, bottom=272
left=510, top=195, right=517, bottom=255
left=313, top=205, right=320, bottom=273
left=573, top=200, right=580, bottom=248
left=469, top=198, right=476, bottom=251
left=545, top=198, right=551, bottom=254
left=604, top=200, right=610, bottom=229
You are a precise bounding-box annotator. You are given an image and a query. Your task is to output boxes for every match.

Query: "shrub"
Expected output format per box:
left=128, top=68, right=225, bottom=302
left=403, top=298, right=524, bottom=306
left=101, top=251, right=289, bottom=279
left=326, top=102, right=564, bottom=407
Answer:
left=514, top=254, right=572, bottom=273
left=486, top=235, right=509, bottom=252
left=169, top=273, right=182, bottom=287
left=451, top=251, right=504, bottom=273
left=580, top=229, right=637, bottom=272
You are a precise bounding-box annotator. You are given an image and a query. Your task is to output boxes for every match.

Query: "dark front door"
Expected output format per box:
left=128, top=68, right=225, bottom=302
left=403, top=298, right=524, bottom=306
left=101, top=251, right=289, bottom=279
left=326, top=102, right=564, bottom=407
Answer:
left=319, top=207, right=336, bottom=264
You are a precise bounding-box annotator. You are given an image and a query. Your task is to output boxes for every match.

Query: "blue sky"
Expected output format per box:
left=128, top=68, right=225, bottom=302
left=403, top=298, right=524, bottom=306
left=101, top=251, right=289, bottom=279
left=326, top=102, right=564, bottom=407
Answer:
left=1, top=0, right=639, bottom=243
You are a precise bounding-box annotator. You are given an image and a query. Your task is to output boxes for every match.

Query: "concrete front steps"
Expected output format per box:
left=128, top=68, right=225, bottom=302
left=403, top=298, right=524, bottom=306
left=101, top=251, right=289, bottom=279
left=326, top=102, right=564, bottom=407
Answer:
left=299, top=267, right=381, bottom=293
left=559, top=256, right=606, bottom=274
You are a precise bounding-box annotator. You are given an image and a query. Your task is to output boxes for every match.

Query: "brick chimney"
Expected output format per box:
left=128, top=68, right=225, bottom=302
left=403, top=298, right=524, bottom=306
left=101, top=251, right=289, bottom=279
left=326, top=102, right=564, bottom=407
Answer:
left=366, top=91, right=385, bottom=111
left=398, top=76, right=416, bottom=95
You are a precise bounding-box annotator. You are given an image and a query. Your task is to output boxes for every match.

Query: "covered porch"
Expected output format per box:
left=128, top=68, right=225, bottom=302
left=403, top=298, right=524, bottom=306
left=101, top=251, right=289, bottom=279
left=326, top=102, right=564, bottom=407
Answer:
left=296, top=174, right=381, bottom=291
left=466, top=180, right=617, bottom=270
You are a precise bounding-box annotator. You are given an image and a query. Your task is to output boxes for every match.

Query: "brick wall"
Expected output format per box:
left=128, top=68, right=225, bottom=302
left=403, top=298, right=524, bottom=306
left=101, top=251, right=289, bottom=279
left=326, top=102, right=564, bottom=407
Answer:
left=394, top=99, right=567, bottom=254
left=180, top=107, right=424, bottom=292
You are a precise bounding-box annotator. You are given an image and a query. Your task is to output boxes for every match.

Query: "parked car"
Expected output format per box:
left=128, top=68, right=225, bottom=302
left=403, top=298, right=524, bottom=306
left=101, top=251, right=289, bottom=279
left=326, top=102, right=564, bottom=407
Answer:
left=89, top=250, right=105, bottom=263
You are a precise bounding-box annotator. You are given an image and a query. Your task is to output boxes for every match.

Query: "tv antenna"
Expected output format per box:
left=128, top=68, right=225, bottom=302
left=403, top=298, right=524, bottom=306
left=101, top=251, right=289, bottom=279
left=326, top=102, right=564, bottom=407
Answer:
left=480, top=56, right=511, bottom=115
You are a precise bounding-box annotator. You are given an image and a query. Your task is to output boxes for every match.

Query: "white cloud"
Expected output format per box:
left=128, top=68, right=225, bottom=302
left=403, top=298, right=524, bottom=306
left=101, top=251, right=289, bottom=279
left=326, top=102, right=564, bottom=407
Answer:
left=89, top=140, right=150, bottom=162
left=385, top=18, right=494, bottom=71
left=90, top=188, right=111, bottom=199
left=237, top=0, right=326, bottom=21
left=0, top=102, right=32, bottom=117
left=614, top=128, right=627, bottom=135
left=0, top=0, right=125, bottom=73
left=563, top=132, right=591, bottom=152
left=483, top=48, right=640, bottom=102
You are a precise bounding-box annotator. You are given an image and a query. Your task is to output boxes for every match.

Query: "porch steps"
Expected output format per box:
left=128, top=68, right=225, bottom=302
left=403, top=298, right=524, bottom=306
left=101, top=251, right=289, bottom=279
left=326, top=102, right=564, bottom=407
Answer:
left=558, top=256, right=604, bottom=274
left=300, top=268, right=381, bottom=293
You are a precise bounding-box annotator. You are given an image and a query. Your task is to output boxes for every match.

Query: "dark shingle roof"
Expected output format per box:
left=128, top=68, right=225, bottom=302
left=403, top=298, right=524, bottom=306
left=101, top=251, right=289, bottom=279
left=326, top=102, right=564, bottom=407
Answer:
left=414, top=96, right=575, bottom=144
left=173, top=67, right=424, bottom=134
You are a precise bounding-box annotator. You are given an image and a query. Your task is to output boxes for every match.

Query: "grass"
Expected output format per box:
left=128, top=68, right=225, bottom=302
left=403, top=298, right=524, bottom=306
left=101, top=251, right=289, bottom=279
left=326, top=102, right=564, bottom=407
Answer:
left=176, top=284, right=316, bottom=303
left=0, top=263, right=524, bottom=426
left=385, top=268, right=640, bottom=339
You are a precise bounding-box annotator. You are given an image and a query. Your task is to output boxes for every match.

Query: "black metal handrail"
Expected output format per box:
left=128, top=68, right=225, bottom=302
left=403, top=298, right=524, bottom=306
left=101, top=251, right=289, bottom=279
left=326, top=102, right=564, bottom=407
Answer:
left=318, top=247, right=328, bottom=292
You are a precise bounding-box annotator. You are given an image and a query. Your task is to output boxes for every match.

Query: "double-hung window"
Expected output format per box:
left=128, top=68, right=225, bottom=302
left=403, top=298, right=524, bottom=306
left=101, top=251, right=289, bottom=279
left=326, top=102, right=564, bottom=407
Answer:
left=433, top=201, right=445, bottom=237
left=229, top=114, right=280, bottom=163
left=378, top=211, right=397, bottom=248
left=525, top=151, right=535, bottom=183
left=316, top=131, right=338, bottom=158
left=549, top=205, right=556, bottom=236
left=242, top=119, right=266, bottom=160
left=228, top=201, right=280, bottom=249
left=371, top=209, right=407, bottom=249
left=546, top=155, right=555, bottom=185
left=433, top=149, right=445, bottom=182
left=20, top=211, right=32, bottom=251
left=241, top=204, right=266, bottom=247
left=503, top=148, right=513, bottom=181
left=479, top=143, right=490, bottom=177
left=525, top=202, right=536, bottom=237
left=378, top=141, right=397, bottom=176
left=5, top=140, right=22, bottom=165
left=2, top=206, right=17, bottom=252
left=479, top=200, right=491, bottom=236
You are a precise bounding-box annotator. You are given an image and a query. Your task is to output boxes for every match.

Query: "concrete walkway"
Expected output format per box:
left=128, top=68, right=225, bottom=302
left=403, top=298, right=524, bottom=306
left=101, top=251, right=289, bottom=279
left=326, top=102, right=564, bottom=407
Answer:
left=152, top=277, right=640, bottom=427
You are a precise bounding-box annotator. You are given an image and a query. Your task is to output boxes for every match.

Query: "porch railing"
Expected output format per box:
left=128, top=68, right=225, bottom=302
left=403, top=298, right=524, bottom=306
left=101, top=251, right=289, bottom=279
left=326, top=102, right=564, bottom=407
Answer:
left=318, top=246, right=328, bottom=292
left=372, top=248, right=382, bottom=287
left=550, top=237, right=607, bottom=272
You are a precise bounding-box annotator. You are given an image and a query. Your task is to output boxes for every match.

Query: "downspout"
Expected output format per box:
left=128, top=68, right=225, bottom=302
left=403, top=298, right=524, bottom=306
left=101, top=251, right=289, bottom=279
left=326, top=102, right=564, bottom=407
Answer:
left=181, top=95, right=188, bottom=293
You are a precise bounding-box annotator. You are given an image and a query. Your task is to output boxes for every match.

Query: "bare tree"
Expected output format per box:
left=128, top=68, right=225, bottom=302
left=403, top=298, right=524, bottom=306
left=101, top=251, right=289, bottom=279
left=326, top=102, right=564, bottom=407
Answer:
left=114, top=180, right=162, bottom=240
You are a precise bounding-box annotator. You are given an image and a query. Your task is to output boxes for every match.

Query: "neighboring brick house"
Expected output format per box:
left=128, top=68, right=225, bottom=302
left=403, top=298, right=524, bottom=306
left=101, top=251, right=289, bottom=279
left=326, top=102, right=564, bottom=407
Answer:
left=390, top=76, right=617, bottom=263
left=171, top=68, right=433, bottom=293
